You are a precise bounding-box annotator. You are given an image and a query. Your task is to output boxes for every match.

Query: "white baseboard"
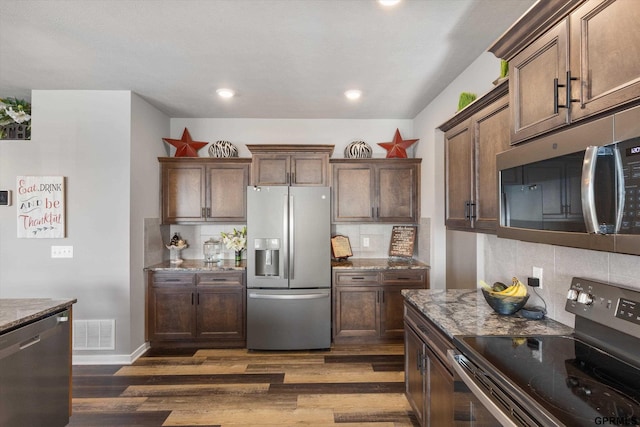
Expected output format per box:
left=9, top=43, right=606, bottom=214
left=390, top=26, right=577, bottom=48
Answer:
left=72, top=341, right=150, bottom=365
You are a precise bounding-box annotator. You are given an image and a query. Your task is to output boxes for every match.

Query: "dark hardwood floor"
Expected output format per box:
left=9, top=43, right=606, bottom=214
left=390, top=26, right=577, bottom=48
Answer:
left=69, top=344, right=418, bottom=426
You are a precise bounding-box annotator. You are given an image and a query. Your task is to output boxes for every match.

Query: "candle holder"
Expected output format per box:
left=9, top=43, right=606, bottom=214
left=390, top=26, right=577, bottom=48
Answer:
left=168, top=246, right=185, bottom=264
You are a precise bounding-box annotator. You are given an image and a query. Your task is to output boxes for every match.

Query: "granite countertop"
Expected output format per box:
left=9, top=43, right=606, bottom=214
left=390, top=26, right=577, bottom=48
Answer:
left=147, top=258, right=429, bottom=271
left=332, top=258, right=430, bottom=270
left=403, top=289, right=573, bottom=339
left=0, top=298, right=77, bottom=334
left=145, top=259, right=246, bottom=271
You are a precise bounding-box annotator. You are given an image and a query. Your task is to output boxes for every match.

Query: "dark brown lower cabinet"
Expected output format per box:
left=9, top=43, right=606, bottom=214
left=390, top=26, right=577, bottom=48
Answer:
left=404, top=302, right=454, bottom=426
left=146, top=271, right=245, bottom=348
left=333, top=269, right=428, bottom=344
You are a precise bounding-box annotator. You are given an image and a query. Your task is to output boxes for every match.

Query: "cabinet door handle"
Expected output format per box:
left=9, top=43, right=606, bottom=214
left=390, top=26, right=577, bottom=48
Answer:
left=464, top=201, right=470, bottom=220
left=416, top=349, right=423, bottom=372
left=201, top=207, right=206, bottom=218
left=291, top=172, right=295, bottom=184
left=469, top=201, right=476, bottom=219
left=555, top=71, right=579, bottom=113
left=286, top=172, right=290, bottom=184
left=191, top=293, right=194, bottom=305
left=566, top=71, right=579, bottom=108
left=553, top=77, right=562, bottom=114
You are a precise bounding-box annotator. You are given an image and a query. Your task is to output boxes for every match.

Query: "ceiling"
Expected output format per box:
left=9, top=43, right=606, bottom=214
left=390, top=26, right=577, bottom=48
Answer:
left=0, top=0, right=535, bottom=119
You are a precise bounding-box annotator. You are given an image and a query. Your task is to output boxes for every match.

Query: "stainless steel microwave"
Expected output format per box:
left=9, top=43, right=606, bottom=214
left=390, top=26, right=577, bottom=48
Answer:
left=497, top=105, right=640, bottom=256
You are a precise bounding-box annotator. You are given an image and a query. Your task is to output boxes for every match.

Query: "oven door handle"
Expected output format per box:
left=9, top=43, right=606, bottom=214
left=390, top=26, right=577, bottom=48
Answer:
left=447, top=350, right=518, bottom=427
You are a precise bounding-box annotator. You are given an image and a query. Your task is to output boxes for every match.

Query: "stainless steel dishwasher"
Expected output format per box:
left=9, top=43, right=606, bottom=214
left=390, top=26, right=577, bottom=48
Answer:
left=0, top=310, right=71, bottom=427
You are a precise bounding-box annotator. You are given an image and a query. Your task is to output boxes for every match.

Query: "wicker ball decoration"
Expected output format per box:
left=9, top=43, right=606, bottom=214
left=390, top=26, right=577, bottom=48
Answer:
left=208, top=140, right=239, bottom=158
left=344, top=140, right=372, bottom=159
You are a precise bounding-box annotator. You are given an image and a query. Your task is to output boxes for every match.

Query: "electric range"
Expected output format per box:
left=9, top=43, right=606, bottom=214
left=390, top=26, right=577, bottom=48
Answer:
left=451, top=277, right=640, bottom=427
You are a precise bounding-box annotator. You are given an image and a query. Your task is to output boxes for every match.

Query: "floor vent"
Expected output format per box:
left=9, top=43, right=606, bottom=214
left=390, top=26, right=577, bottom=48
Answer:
left=73, top=319, right=115, bottom=350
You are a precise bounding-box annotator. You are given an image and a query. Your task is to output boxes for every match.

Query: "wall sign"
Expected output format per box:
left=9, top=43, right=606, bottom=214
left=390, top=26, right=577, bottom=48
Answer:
left=388, top=225, right=416, bottom=258
left=17, top=176, right=66, bottom=238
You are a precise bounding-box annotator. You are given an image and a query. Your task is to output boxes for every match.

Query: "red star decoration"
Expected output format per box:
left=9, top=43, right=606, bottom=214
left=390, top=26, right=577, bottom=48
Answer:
left=163, top=128, right=208, bottom=157
left=377, top=129, right=419, bottom=158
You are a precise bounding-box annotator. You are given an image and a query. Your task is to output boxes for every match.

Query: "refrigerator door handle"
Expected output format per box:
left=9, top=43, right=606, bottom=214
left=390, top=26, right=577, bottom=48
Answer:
left=283, top=193, right=289, bottom=279
left=249, top=292, right=329, bottom=300
left=289, top=194, right=295, bottom=280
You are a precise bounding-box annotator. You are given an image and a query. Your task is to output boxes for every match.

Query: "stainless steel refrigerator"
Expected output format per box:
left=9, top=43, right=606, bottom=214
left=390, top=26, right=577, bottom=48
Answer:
left=246, top=185, right=331, bottom=350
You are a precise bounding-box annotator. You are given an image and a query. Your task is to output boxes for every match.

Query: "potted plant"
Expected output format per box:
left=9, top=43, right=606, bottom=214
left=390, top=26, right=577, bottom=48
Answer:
left=0, top=97, right=31, bottom=140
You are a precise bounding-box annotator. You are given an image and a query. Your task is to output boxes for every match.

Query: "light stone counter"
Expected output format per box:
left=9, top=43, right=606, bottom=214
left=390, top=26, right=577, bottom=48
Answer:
left=331, top=258, right=429, bottom=270
left=0, top=298, right=77, bottom=334
left=145, top=259, right=246, bottom=271
left=402, top=288, right=572, bottom=339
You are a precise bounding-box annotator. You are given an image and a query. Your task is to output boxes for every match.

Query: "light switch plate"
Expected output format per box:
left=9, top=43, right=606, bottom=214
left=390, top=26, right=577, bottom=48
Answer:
left=51, top=246, right=73, bottom=258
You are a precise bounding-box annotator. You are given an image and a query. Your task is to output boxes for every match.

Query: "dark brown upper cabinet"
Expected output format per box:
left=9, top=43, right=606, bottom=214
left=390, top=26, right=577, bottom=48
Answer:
left=330, top=158, right=421, bottom=224
left=159, top=157, right=250, bottom=224
left=247, top=144, right=333, bottom=186
left=490, top=0, right=640, bottom=144
left=440, top=80, right=510, bottom=233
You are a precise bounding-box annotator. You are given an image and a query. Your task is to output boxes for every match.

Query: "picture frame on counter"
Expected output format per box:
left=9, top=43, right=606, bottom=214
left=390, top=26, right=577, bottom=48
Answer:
left=388, top=225, right=416, bottom=258
left=331, top=235, right=352, bottom=260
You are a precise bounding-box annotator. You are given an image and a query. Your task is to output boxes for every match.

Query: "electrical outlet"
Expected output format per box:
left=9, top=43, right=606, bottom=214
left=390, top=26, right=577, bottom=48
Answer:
left=362, top=237, right=370, bottom=248
left=51, top=246, right=73, bottom=258
left=532, top=266, right=543, bottom=289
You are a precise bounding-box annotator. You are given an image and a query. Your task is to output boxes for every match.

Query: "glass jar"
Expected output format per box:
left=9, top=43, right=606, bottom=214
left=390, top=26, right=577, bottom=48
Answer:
left=203, top=238, right=221, bottom=263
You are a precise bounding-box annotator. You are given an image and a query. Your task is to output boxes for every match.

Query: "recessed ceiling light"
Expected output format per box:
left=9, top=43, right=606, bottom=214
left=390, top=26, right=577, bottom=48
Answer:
left=216, top=88, right=235, bottom=98
left=378, top=0, right=401, bottom=6
left=345, top=89, right=362, bottom=100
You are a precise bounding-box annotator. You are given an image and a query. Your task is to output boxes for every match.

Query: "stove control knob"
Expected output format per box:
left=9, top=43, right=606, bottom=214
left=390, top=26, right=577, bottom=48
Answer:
left=567, top=289, right=579, bottom=301
left=577, top=291, right=594, bottom=305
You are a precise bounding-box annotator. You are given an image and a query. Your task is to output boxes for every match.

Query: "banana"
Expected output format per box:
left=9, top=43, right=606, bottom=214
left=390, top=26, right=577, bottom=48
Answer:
left=484, top=277, right=528, bottom=297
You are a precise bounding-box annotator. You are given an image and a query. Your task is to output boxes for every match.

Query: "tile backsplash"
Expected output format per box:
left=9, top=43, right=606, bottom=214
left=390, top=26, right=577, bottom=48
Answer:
left=482, top=234, right=640, bottom=328
left=144, top=221, right=428, bottom=265
left=168, top=224, right=247, bottom=261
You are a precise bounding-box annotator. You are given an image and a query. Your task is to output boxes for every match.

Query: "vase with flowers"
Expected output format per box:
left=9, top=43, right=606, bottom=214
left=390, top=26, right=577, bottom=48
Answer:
left=0, top=97, right=31, bottom=140
left=221, top=226, right=247, bottom=265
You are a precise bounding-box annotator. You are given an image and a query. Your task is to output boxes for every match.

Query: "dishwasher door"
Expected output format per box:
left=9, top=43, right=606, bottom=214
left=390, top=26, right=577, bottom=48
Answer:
left=0, top=310, right=71, bottom=427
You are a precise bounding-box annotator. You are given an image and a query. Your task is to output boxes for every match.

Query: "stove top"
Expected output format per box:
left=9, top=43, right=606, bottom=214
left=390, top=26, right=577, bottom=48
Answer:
left=453, top=278, right=640, bottom=426
left=456, top=334, right=640, bottom=426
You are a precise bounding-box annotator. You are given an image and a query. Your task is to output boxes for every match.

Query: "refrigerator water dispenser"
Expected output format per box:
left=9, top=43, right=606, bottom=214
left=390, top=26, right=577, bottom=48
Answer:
left=254, top=238, right=280, bottom=276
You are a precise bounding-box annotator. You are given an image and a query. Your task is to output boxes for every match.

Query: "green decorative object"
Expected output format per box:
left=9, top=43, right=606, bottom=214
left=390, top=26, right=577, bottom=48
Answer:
left=500, top=59, right=509, bottom=78
left=457, top=92, right=477, bottom=111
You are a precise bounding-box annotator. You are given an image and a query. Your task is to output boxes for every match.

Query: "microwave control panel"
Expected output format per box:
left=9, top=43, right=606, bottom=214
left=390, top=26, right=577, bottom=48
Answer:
left=620, top=137, right=640, bottom=233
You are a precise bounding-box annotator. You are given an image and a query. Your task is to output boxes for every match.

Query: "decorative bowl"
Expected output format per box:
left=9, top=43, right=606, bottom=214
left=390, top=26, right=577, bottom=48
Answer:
left=344, top=140, right=372, bottom=158
left=209, top=140, right=238, bottom=158
left=481, top=289, right=529, bottom=315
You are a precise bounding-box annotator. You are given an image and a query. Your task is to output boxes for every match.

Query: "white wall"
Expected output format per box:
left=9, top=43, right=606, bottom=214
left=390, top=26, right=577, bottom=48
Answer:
left=130, top=93, right=170, bottom=353
left=412, top=52, right=503, bottom=289
left=0, top=90, right=168, bottom=363
left=170, top=118, right=414, bottom=159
